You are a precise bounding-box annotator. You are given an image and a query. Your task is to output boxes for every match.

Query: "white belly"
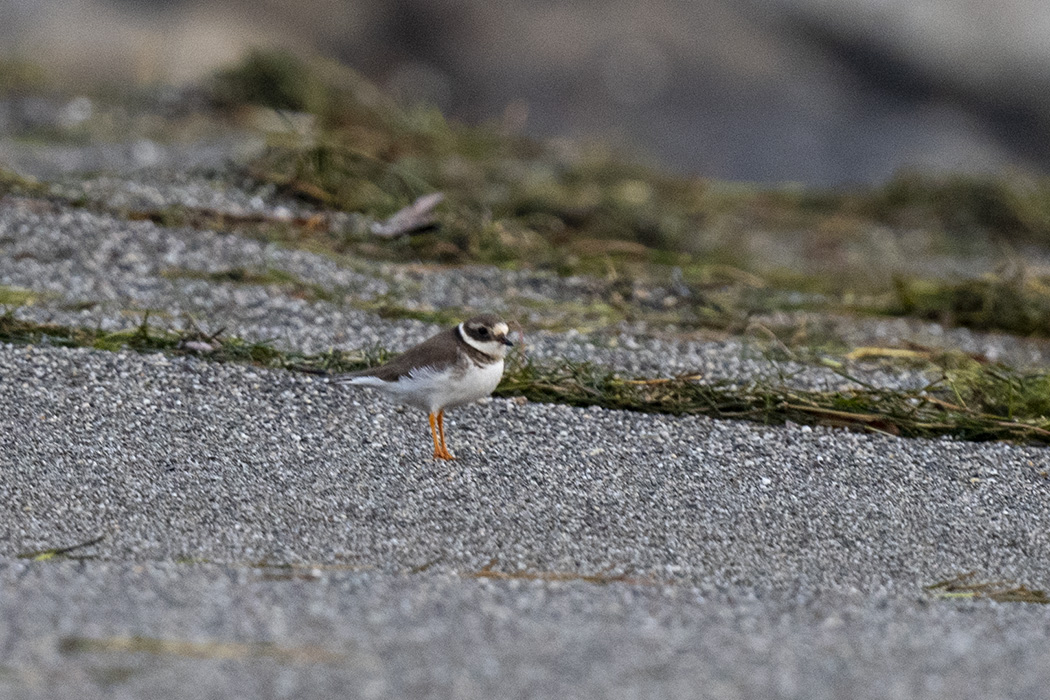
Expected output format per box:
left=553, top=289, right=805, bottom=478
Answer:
left=439, top=359, right=505, bottom=410
left=349, top=359, right=504, bottom=413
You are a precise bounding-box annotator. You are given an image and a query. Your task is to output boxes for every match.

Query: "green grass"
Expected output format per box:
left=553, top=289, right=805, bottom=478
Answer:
left=0, top=285, right=41, bottom=306
left=210, top=49, right=338, bottom=118
left=856, top=171, right=1050, bottom=243
left=0, top=168, right=50, bottom=198
left=887, top=271, right=1050, bottom=337
left=499, top=352, right=1050, bottom=444
left=0, top=312, right=379, bottom=374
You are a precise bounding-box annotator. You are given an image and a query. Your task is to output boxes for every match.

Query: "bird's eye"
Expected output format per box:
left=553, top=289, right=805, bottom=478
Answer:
left=478, top=327, right=489, bottom=337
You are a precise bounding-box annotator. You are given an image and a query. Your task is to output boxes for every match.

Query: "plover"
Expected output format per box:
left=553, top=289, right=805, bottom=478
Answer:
left=338, top=315, right=513, bottom=460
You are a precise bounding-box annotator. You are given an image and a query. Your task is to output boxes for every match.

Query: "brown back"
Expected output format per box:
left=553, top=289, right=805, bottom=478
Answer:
left=351, top=325, right=494, bottom=382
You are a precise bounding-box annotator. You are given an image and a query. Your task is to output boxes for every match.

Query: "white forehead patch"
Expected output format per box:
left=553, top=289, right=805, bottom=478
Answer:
left=493, top=322, right=509, bottom=336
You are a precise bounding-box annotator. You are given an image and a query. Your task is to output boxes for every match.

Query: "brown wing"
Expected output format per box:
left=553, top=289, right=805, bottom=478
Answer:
left=350, top=326, right=465, bottom=382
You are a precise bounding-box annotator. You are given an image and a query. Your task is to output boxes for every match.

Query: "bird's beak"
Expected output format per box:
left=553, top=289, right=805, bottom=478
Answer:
left=499, top=335, right=514, bottom=347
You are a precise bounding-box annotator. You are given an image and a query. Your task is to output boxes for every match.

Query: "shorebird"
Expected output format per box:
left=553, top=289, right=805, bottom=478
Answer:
left=337, top=315, right=513, bottom=459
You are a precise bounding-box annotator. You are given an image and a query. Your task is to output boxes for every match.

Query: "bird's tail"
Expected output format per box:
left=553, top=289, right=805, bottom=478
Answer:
left=330, top=371, right=384, bottom=386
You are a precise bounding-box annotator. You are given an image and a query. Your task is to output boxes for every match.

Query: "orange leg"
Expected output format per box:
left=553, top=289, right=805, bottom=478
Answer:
left=428, top=412, right=443, bottom=459
left=436, top=409, right=454, bottom=460
left=428, top=411, right=454, bottom=460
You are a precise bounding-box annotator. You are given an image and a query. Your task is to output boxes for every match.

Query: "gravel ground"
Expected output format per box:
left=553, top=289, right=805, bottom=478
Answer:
left=3, top=161, right=1050, bottom=699
left=1, top=343, right=1049, bottom=699
left=3, top=564, right=1050, bottom=700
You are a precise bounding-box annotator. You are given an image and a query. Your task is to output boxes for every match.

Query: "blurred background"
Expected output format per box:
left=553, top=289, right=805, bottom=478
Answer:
left=1, top=0, right=1048, bottom=186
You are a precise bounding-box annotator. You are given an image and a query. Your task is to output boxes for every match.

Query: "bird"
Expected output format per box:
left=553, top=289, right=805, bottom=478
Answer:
left=336, top=314, right=513, bottom=460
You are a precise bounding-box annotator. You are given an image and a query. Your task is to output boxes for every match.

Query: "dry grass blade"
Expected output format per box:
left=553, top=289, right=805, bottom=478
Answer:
left=784, top=404, right=890, bottom=423
left=844, top=347, right=932, bottom=361
left=925, top=572, right=1050, bottom=604
left=992, top=420, right=1050, bottom=439
left=59, top=636, right=346, bottom=664
left=370, top=192, right=445, bottom=238
left=17, top=535, right=106, bottom=561
left=469, top=559, right=655, bottom=586
left=622, top=374, right=703, bottom=385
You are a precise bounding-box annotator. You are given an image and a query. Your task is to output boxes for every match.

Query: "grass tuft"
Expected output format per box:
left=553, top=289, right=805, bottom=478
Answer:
left=0, top=168, right=50, bottom=198
left=209, top=49, right=333, bottom=117
left=889, top=270, right=1050, bottom=336
left=221, top=54, right=1050, bottom=276
left=858, top=172, right=1050, bottom=243
left=497, top=352, right=1050, bottom=444
left=0, top=285, right=41, bottom=306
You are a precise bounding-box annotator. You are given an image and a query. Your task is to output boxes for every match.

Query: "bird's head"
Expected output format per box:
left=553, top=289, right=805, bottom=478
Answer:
left=460, top=315, right=514, bottom=359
